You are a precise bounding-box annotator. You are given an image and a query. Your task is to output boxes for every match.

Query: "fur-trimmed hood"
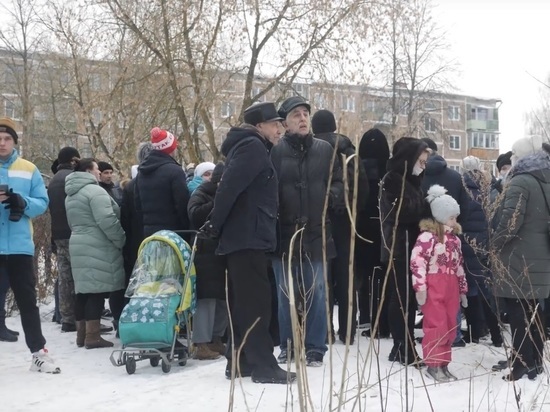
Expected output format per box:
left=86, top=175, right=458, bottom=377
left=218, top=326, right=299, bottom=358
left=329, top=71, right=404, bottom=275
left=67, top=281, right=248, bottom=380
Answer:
left=419, top=218, right=462, bottom=235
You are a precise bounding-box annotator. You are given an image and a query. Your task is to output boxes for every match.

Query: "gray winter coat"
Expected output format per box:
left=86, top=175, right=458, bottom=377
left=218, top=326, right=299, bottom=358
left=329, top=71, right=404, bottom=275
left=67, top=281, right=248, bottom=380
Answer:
left=65, top=172, right=126, bottom=294
left=493, top=149, right=550, bottom=299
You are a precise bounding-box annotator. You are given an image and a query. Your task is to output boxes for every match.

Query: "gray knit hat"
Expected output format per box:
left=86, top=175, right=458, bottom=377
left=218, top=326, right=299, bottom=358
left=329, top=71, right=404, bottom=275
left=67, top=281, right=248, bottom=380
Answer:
left=426, top=184, right=460, bottom=224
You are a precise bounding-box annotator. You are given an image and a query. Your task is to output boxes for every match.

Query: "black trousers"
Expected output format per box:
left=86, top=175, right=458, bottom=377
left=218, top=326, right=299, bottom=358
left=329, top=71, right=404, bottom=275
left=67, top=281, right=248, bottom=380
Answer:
left=388, top=259, right=416, bottom=346
left=75, top=292, right=109, bottom=321
left=226, top=249, right=277, bottom=370
left=505, top=298, right=545, bottom=368
left=0, top=255, right=46, bottom=353
left=464, top=293, right=501, bottom=342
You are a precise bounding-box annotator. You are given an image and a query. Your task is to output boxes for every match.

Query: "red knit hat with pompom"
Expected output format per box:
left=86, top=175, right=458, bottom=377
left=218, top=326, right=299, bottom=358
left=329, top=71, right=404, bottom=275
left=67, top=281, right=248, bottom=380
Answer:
left=150, top=127, right=177, bottom=155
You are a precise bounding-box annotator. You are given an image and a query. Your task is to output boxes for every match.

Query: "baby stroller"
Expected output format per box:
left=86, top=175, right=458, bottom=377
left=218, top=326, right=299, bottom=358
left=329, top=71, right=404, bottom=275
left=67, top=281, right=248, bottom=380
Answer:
left=110, top=230, right=197, bottom=374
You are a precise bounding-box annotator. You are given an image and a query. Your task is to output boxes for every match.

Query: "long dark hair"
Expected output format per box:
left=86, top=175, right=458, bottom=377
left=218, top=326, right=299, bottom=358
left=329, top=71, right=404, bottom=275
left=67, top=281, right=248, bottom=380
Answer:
left=74, top=158, right=97, bottom=173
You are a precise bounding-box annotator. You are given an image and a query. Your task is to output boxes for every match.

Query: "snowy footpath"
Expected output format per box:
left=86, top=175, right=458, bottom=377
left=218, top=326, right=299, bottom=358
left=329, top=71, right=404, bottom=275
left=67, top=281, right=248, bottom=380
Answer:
left=2, top=307, right=549, bottom=412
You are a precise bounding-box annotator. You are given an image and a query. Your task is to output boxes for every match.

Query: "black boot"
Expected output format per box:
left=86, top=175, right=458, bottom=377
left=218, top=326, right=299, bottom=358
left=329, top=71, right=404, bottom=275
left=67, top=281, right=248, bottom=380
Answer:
left=503, top=364, right=537, bottom=381
left=0, top=324, right=17, bottom=342
left=251, top=365, right=297, bottom=384
left=225, top=359, right=253, bottom=379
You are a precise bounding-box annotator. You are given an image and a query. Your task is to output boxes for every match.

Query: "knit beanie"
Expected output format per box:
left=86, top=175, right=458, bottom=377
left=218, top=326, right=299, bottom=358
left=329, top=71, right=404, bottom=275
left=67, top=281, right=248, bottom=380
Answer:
left=150, top=127, right=178, bottom=155
left=511, top=136, right=546, bottom=163
left=421, top=137, right=438, bottom=152
left=311, top=110, right=337, bottom=134
left=97, top=161, right=113, bottom=172
left=496, top=151, right=512, bottom=172
left=57, top=146, right=80, bottom=164
left=211, top=162, right=225, bottom=184
left=0, top=117, right=19, bottom=144
left=426, top=184, right=460, bottom=224
left=461, top=155, right=481, bottom=172
left=194, top=162, right=216, bottom=178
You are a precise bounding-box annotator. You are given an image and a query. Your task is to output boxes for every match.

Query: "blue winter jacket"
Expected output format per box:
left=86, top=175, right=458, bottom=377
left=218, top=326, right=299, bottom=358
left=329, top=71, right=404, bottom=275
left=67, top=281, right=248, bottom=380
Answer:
left=0, top=149, right=49, bottom=255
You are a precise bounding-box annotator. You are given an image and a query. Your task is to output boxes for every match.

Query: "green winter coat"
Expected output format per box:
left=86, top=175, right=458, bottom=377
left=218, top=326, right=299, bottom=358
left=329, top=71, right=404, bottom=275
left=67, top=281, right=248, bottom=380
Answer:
left=65, top=171, right=126, bottom=294
left=493, top=149, right=550, bottom=300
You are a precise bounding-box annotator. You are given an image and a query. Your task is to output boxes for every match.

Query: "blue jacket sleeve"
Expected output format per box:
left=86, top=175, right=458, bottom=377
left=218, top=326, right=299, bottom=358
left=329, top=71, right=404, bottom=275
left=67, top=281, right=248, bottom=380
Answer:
left=23, top=168, right=49, bottom=219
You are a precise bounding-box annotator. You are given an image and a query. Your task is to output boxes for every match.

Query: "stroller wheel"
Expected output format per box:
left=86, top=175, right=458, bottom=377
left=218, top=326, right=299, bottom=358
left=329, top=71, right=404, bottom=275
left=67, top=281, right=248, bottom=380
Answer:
left=161, top=359, right=171, bottom=373
left=126, top=357, right=137, bottom=375
left=150, top=356, right=160, bottom=367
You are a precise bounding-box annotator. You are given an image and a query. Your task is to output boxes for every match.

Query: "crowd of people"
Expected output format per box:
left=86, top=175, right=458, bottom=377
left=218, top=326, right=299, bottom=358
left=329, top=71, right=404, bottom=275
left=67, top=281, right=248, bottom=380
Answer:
left=0, top=98, right=549, bottom=384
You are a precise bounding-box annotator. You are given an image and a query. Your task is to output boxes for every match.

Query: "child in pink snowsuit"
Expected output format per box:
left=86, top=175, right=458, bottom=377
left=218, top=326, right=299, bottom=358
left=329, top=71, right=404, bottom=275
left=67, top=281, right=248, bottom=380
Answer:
left=410, top=184, right=468, bottom=382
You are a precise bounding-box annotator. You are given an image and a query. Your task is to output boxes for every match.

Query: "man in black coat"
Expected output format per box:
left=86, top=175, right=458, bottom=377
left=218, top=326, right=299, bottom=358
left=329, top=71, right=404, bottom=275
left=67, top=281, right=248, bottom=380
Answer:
left=270, top=96, right=344, bottom=367
left=47, top=146, right=80, bottom=333
left=136, top=127, right=190, bottom=238
left=311, top=109, right=368, bottom=344
left=201, top=101, right=295, bottom=384
left=97, top=161, right=122, bottom=205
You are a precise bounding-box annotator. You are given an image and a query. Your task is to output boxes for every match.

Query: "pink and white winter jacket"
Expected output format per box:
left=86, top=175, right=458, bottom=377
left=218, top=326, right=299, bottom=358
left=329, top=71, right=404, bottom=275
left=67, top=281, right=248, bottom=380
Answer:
left=410, top=219, right=468, bottom=294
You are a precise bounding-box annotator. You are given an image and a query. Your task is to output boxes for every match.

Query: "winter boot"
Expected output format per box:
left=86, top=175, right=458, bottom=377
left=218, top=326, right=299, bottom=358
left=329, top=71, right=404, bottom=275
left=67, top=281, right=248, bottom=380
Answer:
left=208, top=336, right=226, bottom=356
left=225, top=359, right=253, bottom=379
left=425, top=366, right=450, bottom=382
left=251, top=365, right=297, bottom=384
left=503, top=364, right=537, bottom=381
left=61, top=322, right=76, bottom=332
left=30, top=349, right=61, bottom=374
left=76, top=320, right=86, bottom=347
left=441, top=365, right=458, bottom=381
left=85, top=320, right=114, bottom=349
left=277, top=349, right=294, bottom=364
left=0, top=321, right=17, bottom=342
left=193, top=343, right=221, bottom=360
left=100, top=323, right=113, bottom=334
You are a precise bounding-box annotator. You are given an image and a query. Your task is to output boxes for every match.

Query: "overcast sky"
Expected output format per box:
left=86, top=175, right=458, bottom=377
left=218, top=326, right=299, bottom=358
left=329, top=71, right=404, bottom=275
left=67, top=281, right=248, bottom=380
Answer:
left=433, top=0, right=550, bottom=151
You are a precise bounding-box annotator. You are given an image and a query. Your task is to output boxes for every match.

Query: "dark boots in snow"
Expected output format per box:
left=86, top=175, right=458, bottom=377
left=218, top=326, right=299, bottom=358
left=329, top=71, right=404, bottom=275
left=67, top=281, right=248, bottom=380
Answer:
left=85, top=320, right=114, bottom=349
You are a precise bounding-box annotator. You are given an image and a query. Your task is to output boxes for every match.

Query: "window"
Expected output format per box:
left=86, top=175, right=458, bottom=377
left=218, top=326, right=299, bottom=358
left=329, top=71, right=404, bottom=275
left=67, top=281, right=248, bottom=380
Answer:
left=313, top=93, right=326, bottom=109
left=424, top=116, right=436, bottom=132
left=221, top=102, right=235, bottom=118
left=471, top=107, right=488, bottom=121
left=448, top=105, right=460, bottom=121
left=363, top=100, right=377, bottom=113
left=449, top=165, right=461, bottom=173
left=449, top=135, right=460, bottom=150
left=470, top=132, right=499, bottom=149
left=4, top=99, right=19, bottom=119
left=294, top=83, right=309, bottom=99
left=424, top=102, right=437, bottom=112
left=89, top=73, right=102, bottom=91
left=341, top=95, right=355, bottom=112
left=250, top=87, right=265, bottom=103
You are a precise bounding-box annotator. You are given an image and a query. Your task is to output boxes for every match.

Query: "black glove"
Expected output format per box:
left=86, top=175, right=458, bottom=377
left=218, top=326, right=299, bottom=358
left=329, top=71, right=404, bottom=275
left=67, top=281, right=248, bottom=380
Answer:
left=2, top=189, right=26, bottom=222
left=198, top=220, right=219, bottom=240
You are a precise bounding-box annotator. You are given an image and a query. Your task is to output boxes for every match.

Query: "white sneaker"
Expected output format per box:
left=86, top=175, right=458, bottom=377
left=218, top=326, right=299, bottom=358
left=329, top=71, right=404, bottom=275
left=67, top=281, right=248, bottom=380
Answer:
left=30, top=349, right=61, bottom=374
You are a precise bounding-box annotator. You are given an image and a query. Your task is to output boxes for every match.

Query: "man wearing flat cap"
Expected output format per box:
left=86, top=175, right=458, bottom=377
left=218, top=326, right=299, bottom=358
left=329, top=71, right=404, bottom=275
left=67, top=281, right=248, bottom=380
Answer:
left=200, top=101, right=296, bottom=384
left=270, top=96, right=344, bottom=367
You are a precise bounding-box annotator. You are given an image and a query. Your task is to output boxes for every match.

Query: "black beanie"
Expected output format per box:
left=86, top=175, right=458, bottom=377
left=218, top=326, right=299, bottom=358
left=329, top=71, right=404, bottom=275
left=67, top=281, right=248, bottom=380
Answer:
left=421, top=137, right=438, bottom=152
left=0, top=117, right=19, bottom=144
left=57, top=146, right=80, bottom=164
left=97, top=161, right=114, bottom=172
left=211, top=162, right=225, bottom=184
left=311, top=110, right=337, bottom=134
left=496, top=151, right=512, bottom=172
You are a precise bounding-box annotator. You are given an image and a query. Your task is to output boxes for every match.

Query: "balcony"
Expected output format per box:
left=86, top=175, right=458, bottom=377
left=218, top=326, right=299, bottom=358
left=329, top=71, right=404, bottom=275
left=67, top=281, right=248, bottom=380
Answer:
left=467, top=119, right=499, bottom=131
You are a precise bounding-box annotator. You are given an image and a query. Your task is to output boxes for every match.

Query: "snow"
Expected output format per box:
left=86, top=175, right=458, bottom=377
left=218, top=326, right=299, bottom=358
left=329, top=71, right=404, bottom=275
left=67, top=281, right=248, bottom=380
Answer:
left=2, top=305, right=549, bottom=412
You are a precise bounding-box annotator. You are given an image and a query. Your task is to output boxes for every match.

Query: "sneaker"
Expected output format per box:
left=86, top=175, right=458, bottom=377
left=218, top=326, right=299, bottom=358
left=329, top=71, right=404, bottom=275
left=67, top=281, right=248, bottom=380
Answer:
left=306, top=351, right=323, bottom=367
left=277, top=349, right=294, bottom=364
left=31, top=349, right=61, bottom=374
left=61, top=322, right=76, bottom=332
left=251, top=365, right=296, bottom=384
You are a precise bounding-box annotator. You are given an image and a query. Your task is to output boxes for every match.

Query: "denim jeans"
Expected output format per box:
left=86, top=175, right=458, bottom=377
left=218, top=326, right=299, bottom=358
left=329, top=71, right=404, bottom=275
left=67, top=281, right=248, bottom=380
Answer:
left=272, top=258, right=328, bottom=355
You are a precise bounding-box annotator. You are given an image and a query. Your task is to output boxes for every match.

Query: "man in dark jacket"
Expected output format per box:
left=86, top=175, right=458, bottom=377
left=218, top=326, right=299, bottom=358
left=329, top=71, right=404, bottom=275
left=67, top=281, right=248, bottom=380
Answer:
left=47, top=146, right=80, bottom=333
left=270, top=96, right=344, bottom=367
left=97, top=161, right=122, bottom=205
left=311, top=109, right=368, bottom=344
left=136, top=127, right=190, bottom=238
left=201, top=101, right=295, bottom=384
left=420, top=138, right=469, bottom=223
left=379, top=137, right=429, bottom=366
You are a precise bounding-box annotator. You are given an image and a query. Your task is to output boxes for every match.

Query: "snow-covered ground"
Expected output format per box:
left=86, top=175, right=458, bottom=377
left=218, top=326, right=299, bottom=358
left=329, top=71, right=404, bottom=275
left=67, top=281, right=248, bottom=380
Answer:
left=2, top=305, right=549, bottom=412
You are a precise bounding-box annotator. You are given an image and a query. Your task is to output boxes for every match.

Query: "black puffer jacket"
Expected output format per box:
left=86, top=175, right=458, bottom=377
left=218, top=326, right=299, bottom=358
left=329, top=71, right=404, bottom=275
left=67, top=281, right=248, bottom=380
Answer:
left=314, top=132, right=369, bottom=212
left=379, top=138, right=428, bottom=263
left=136, top=151, right=190, bottom=237
left=188, top=180, right=226, bottom=300
left=120, top=178, right=143, bottom=280
left=421, top=154, right=470, bottom=223
left=47, top=165, right=73, bottom=240
left=271, top=133, right=344, bottom=260
left=210, top=126, right=278, bottom=255
left=461, top=171, right=491, bottom=296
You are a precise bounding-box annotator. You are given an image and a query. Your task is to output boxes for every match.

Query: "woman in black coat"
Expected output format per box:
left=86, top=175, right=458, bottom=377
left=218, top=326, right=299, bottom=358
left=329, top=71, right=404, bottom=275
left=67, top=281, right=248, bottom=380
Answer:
left=379, top=137, right=430, bottom=366
left=187, top=162, right=228, bottom=360
left=356, top=128, right=390, bottom=338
